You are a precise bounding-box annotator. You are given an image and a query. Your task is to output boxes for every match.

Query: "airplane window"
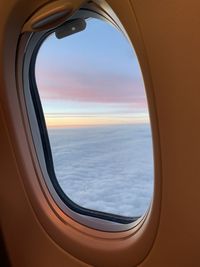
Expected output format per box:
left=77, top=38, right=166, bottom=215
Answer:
left=34, top=18, right=154, bottom=220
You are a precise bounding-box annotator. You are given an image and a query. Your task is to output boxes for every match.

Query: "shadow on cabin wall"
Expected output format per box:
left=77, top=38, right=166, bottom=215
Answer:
left=0, top=230, right=11, bottom=267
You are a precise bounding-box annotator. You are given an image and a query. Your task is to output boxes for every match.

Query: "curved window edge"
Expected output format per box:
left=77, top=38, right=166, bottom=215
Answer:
left=20, top=6, right=155, bottom=233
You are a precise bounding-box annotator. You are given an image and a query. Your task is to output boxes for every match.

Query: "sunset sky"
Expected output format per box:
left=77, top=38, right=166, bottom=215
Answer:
left=35, top=18, right=149, bottom=128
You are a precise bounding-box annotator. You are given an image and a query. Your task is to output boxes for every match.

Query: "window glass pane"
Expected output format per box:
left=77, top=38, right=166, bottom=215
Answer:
left=35, top=18, right=154, bottom=218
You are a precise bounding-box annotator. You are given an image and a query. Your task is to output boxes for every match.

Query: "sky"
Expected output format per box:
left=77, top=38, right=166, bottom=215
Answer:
left=35, top=18, right=149, bottom=128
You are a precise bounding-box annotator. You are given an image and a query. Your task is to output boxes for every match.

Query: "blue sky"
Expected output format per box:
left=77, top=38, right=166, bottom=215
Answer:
left=35, top=18, right=149, bottom=127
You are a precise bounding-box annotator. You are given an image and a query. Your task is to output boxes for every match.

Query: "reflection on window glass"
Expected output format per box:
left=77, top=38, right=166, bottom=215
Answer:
left=35, top=18, right=153, bottom=218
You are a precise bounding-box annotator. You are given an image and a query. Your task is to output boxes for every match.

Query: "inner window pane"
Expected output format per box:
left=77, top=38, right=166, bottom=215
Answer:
left=35, top=18, right=154, bottom=218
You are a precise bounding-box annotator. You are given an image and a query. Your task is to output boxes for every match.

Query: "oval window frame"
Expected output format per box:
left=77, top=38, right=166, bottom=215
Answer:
left=15, top=1, right=162, bottom=266
left=30, top=17, right=155, bottom=227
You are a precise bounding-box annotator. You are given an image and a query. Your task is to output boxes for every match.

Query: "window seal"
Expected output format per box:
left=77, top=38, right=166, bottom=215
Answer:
left=28, top=23, right=140, bottom=225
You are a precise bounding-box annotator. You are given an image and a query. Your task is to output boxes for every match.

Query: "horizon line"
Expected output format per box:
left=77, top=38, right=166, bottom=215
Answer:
left=45, top=121, right=150, bottom=129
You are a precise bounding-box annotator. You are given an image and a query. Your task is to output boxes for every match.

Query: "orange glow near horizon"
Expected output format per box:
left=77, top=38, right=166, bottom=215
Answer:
left=36, top=19, right=151, bottom=130
left=45, top=115, right=149, bottom=128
